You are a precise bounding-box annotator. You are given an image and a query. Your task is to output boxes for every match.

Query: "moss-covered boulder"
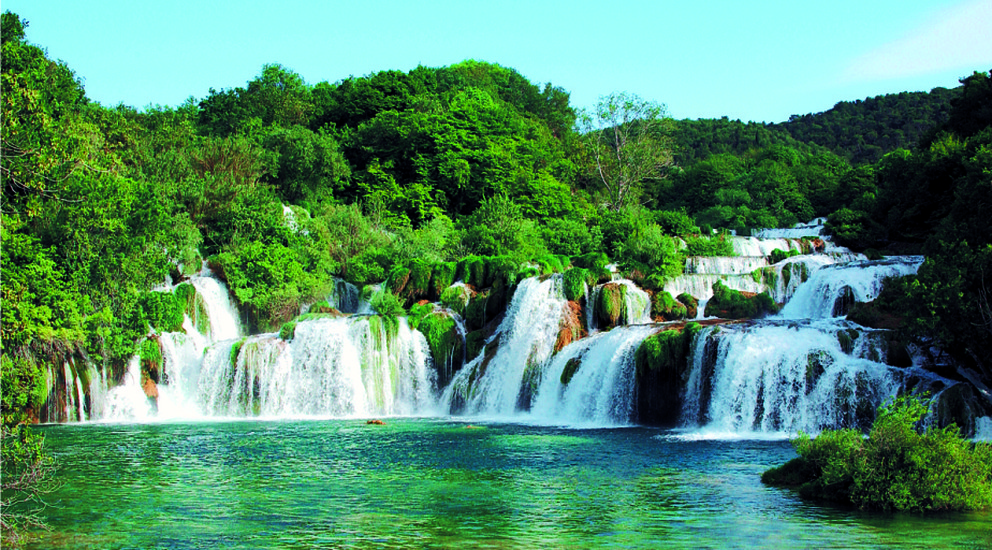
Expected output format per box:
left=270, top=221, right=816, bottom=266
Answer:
left=412, top=308, right=465, bottom=388
left=650, top=290, right=687, bottom=321
left=440, top=284, right=474, bottom=316
left=677, top=293, right=699, bottom=319
left=704, top=280, right=779, bottom=319
left=595, top=283, right=628, bottom=328
left=634, top=323, right=703, bottom=425
left=430, top=261, right=457, bottom=301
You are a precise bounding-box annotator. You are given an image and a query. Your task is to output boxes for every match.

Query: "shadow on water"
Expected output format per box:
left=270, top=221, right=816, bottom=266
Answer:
left=24, top=419, right=992, bottom=549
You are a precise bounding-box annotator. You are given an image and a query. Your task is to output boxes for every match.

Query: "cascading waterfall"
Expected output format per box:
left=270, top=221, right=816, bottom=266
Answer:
left=326, top=278, right=360, bottom=313
left=680, top=321, right=952, bottom=434
left=529, top=325, right=659, bottom=426
left=730, top=236, right=804, bottom=257
left=76, top=219, right=985, bottom=435
left=443, top=275, right=568, bottom=416
left=685, top=256, right=769, bottom=275
left=198, top=316, right=436, bottom=418
left=97, top=270, right=243, bottom=421
left=187, top=271, right=242, bottom=342
left=777, top=256, right=924, bottom=319
left=664, top=274, right=766, bottom=317
left=752, top=218, right=826, bottom=239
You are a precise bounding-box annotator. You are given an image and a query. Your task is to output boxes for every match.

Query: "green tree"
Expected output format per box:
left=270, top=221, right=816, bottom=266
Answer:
left=581, top=92, right=675, bottom=211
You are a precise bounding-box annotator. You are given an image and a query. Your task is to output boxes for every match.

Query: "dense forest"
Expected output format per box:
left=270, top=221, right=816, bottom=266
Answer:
left=2, top=9, right=991, bottom=429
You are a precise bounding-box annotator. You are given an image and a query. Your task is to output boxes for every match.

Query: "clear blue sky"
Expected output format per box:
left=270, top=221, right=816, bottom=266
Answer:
left=4, top=0, right=991, bottom=123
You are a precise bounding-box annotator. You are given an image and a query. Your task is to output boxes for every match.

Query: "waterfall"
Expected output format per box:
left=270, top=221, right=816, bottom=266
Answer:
left=680, top=321, right=952, bottom=434
left=663, top=275, right=766, bottom=318
left=198, top=316, right=436, bottom=418
left=529, top=325, right=658, bottom=426
left=327, top=278, right=360, bottom=313
left=777, top=256, right=924, bottom=320
left=730, top=236, right=803, bottom=257
left=685, top=256, right=769, bottom=275
left=443, top=275, right=568, bottom=416
left=752, top=218, right=826, bottom=239
left=975, top=417, right=992, bottom=441
left=187, top=272, right=242, bottom=342
left=103, top=356, right=155, bottom=420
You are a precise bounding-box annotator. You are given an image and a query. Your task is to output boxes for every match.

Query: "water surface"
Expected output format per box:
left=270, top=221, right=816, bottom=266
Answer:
left=29, top=419, right=992, bottom=549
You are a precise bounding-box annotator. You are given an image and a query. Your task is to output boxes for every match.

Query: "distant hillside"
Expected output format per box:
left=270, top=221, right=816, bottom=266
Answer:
left=673, top=118, right=812, bottom=165
left=675, top=86, right=961, bottom=166
left=770, top=87, right=961, bottom=164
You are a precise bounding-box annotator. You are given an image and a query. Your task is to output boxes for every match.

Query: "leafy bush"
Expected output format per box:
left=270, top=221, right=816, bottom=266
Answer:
left=614, top=224, right=684, bottom=289
left=562, top=267, right=589, bottom=302
left=768, top=248, right=800, bottom=264
left=763, top=395, right=992, bottom=512
left=655, top=209, right=698, bottom=236
left=542, top=217, right=599, bottom=256
left=683, top=234, right=735, bottom=257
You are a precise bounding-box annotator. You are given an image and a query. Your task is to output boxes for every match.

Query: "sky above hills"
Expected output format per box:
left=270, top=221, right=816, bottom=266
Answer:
left=5, top=0, right=991, bottom=123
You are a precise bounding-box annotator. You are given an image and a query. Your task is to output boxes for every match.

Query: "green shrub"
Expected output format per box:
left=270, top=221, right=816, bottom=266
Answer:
left=278, top=322, right=297, bottom=341
left=562, top=268, right=589, bottom=302
left=368, top=289, right=406, bottom=318
left=763, top=395, right=992, bottom=512
left=684, top=234, right=735, bottom=257
left=677, top=293, right=699, bottom=319
left=137, top=291, right=185, bottom=333
left=769, top=248, right=800, bottom=264
left=655, top=209, right=699, bottom=236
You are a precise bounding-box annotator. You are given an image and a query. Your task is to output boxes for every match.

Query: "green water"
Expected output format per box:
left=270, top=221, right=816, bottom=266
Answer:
left=26, top=419, right=992, bottom=549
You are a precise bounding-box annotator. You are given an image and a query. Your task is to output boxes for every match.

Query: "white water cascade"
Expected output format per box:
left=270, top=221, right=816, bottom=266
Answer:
left=777, top=256, right=924, bottom=320
left=443, top=275, right=568, bottom=416
left=198, top=316, right=436, bottom=418
left=529, top=325, right=659, bottom=426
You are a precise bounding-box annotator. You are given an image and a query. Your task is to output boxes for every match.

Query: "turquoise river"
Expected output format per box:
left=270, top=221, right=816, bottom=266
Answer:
left=26, top=418, right=992, bottom=549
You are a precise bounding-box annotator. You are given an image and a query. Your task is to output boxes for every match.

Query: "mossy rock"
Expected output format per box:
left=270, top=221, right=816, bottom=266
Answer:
left=465, top=330, right=489, bottom=362
left=836, top=328, right=859, bottom=354
left=595, top=283, right=628, bottom=328
left=416, top=311, right=465, bottom=387
left=651, top=290, right=687, bottom=321
left=560, top=357, right=582, bottom=386
left=457, top=256, right=489, bottom=288
left=768, top=248, right=800, bottom=264
left=138, top=338, right=163, bottom=383
left=440, top=284, right=473, bottom=316
left=677, top=293, right=699, bottom=319
left=230, top=338, right=246, bottom=366
left=279, top=321, right=297, bottom=341
left=704, top=281, right=779, bottom=319
left=555, top=301, right=586, bottom=352
left=634, top=323, right=702, bottom=425
left=430, top=262, right=458, bottom=301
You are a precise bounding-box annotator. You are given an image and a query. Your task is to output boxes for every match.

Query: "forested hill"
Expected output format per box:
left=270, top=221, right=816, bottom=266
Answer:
left=770, top=87, right=961, bottom=164
left=676, top=86, right=961, bottom=165
left=673, top=118, right=811, bottom=165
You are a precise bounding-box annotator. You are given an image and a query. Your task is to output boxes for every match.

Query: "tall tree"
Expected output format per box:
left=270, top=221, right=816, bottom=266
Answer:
left=581, top=92, right=674, bottom=211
